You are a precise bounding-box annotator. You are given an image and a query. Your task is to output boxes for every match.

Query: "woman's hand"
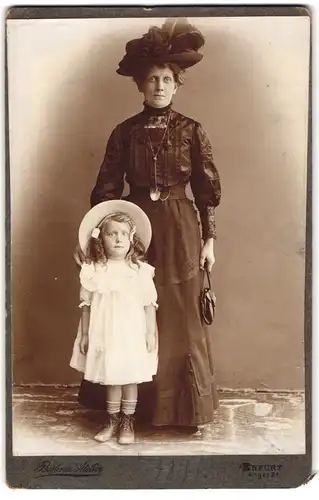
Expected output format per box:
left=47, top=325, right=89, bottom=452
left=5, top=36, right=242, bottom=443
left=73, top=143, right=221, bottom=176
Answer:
left=80, top=333, right=89, bottom=355
left=200, top=238, right=216, bottom=273
left=73, top=243, right=86, bottom=267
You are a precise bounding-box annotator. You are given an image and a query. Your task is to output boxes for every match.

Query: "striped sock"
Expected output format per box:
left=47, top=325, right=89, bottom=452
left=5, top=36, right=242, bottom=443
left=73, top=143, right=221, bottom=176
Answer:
left=121, top=399, right=137, bottom=415
left=106, top=400, right=121, bottom=415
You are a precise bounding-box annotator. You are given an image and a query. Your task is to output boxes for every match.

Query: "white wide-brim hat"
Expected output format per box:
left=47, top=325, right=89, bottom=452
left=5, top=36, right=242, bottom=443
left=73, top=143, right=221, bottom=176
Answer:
left=78, top=200, right=152, bottom=253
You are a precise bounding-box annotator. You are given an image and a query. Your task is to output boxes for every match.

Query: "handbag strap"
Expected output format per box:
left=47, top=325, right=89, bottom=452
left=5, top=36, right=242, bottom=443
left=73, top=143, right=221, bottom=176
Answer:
left=202, top=264, right=212, bottom=290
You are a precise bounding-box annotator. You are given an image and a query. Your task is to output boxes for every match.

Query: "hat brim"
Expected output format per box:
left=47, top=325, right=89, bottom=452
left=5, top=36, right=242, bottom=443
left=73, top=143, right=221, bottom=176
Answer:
left=166, top=52, right=203, bottom=65
left=78, top=200, right=152, bottom=253
left=117, top=52, right=203, bottom=76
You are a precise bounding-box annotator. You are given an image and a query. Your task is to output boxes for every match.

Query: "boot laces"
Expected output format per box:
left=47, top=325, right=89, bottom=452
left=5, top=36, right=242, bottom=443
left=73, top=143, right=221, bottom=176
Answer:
left=109, top=413, right=119, bottom=427
left=121, top=414, right=134, bottom=431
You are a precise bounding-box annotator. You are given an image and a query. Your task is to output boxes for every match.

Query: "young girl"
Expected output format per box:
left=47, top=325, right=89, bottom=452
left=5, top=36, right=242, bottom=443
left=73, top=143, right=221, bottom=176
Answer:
left=70, top=200, right=158, bottom=445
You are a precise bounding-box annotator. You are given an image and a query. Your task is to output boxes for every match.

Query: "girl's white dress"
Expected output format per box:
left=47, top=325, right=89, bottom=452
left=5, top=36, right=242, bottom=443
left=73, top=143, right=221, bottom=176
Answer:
left=70, top=260, right=158, bottom=386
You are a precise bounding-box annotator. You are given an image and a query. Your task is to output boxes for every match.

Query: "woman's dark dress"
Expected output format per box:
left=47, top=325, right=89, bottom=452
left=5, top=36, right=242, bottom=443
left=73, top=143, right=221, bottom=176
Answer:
left=78, top=103, right=221, bottom=426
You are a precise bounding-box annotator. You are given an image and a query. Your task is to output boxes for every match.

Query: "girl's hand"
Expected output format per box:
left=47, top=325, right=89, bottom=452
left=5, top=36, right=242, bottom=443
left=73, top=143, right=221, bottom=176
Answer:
left=200, top=238, right=215, bottom=273
left=80, top=334, right=89, bottom=355
left=146, top=332, right=156, bottom=352
left=73, top=243, right=86, bottom=267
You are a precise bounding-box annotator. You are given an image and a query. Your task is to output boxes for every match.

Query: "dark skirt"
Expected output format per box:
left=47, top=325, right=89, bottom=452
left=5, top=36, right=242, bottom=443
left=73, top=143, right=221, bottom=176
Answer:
left=78, top=186, right=219, bottom=425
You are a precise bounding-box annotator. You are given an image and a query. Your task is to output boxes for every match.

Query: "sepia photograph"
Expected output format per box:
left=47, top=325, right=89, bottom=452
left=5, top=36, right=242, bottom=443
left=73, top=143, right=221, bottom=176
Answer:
left=6, top=6, right=311, bottom=488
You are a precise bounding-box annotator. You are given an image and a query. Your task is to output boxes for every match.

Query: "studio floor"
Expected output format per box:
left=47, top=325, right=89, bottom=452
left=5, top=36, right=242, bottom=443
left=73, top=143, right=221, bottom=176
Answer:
left=11, top=386, right=305, bottom=456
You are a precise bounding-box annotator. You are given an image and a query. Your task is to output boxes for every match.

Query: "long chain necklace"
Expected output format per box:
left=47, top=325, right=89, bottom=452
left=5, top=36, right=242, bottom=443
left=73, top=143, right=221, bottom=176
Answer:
left=146, top=112, right=171, bottom=201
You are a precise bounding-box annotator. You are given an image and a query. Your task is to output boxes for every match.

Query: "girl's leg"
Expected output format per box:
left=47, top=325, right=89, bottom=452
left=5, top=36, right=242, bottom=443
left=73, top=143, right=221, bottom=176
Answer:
left=106, top=385, right=122, bottom=415
left=94, top=385, right=122, bottom=442
left=122, top=384, right=138, bottom=414
left=118, top=384, right=138, bottom=445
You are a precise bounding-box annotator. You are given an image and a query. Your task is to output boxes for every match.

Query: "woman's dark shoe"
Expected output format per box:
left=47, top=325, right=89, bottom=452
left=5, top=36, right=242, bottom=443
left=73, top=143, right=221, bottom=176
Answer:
left=94, top=413, right=120, bottom=442
left=118, top=414, right=135, bottom=445
left=175, top=425, right=199, bottom=434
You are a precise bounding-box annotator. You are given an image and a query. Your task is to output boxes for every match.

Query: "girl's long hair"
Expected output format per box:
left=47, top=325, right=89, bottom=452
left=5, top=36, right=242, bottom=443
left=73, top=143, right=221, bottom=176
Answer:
left=85, top=212, right=146, bottom=266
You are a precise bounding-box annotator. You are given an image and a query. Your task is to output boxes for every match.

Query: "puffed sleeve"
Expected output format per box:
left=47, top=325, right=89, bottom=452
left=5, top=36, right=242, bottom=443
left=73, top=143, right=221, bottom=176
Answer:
left=90, top=124, right=125, bottom=207
left=78, top=263, right=97, bottom=307
left=139, top=262, right=158, bottom=308
left=190, top=122, right=221, bottom=240
left=79, top=286, right=92, bottom=308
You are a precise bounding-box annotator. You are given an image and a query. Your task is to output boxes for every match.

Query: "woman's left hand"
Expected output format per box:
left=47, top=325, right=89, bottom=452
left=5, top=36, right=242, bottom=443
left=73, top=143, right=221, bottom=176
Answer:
left=200, top=238, right=216, bottom=273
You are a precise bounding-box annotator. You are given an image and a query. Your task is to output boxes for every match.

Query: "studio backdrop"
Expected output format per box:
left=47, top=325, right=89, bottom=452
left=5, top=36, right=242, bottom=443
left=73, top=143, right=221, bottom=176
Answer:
left=8, top=16, right=310, bottom=389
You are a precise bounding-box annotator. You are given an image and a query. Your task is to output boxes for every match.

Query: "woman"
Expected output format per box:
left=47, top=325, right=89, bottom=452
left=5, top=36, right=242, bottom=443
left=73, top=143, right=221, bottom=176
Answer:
left=74, top=18, right=221, bottom=429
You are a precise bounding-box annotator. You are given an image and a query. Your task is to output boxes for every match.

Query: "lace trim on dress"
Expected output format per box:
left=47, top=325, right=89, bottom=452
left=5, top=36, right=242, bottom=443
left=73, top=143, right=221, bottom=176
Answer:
left=145, top=300, right=159, bottom=309
left=79, top=301, right=91, bottom=308
left=206, top=205, right=217, bottom=240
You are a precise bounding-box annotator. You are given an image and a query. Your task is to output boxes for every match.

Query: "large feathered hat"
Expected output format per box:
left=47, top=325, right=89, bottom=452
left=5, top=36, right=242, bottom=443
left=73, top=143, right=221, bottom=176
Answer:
left=117, top=18, right=205, bottom=77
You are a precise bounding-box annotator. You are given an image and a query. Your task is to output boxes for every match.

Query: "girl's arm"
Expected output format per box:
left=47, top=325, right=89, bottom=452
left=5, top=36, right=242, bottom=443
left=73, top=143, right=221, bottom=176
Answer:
left=80, top=305, right=90, bottom=355
left=145, top=304, right=157, bottom=352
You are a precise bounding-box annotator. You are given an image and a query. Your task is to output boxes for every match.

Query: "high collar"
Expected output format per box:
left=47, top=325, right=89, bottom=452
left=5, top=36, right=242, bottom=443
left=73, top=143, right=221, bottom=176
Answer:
left=142, top=102, right=172, bottom=116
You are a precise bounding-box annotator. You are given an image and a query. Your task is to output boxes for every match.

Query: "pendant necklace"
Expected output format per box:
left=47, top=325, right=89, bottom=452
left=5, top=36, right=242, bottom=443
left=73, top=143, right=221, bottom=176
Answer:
left=146, top=112, right=171, bottom=201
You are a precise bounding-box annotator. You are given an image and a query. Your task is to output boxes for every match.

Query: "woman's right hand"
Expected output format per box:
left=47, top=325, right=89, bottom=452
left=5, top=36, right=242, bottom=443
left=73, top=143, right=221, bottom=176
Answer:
left=73, top=243, right=86, bottom=267
left=80, top=334, right=89, bottom=355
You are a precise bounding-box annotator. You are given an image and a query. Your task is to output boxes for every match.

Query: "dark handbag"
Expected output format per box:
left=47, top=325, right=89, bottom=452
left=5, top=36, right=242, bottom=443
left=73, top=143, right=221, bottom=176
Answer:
left=200, top=266, right=216, bottom=325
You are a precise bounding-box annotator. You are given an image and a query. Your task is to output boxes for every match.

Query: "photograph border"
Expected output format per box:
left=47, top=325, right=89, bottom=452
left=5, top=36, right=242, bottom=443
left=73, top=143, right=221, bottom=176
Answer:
left=5, top=4, right=312, bottom=489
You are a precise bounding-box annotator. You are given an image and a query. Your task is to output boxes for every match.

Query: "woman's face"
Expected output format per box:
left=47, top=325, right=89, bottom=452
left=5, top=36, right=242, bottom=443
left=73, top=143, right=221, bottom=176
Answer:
left=102, top=220, right=131, bottom=260
left=139, top=66, right=177, bottom=108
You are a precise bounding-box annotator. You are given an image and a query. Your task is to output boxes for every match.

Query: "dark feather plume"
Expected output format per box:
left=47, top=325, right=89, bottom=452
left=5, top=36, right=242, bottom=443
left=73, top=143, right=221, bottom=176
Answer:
left=161, top=17, right=205, bottom=51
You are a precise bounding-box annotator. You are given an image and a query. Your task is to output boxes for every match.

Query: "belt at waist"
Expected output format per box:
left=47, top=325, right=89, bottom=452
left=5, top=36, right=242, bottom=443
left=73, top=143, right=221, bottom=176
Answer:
left=128, top=184, right=188, bottom=201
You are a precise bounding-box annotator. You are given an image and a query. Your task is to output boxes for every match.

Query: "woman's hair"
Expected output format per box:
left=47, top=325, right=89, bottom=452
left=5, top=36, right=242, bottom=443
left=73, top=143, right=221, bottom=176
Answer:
left=132, top=62, right=185, bottom=88
left=85, top=212, right=146, bottom=265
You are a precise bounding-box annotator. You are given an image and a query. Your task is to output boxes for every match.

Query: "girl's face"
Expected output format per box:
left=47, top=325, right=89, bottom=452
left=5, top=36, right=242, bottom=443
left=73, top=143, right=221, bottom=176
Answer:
left=139, top=66, right=177, bottom=108
left=101, top=220, right=131, bottom=260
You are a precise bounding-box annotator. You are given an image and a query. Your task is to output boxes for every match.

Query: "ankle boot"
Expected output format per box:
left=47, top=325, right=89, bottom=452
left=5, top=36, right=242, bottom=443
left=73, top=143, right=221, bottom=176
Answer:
left=118, top=414, right=135, bottom=445
left=94, top=413, right=120, bottom=442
